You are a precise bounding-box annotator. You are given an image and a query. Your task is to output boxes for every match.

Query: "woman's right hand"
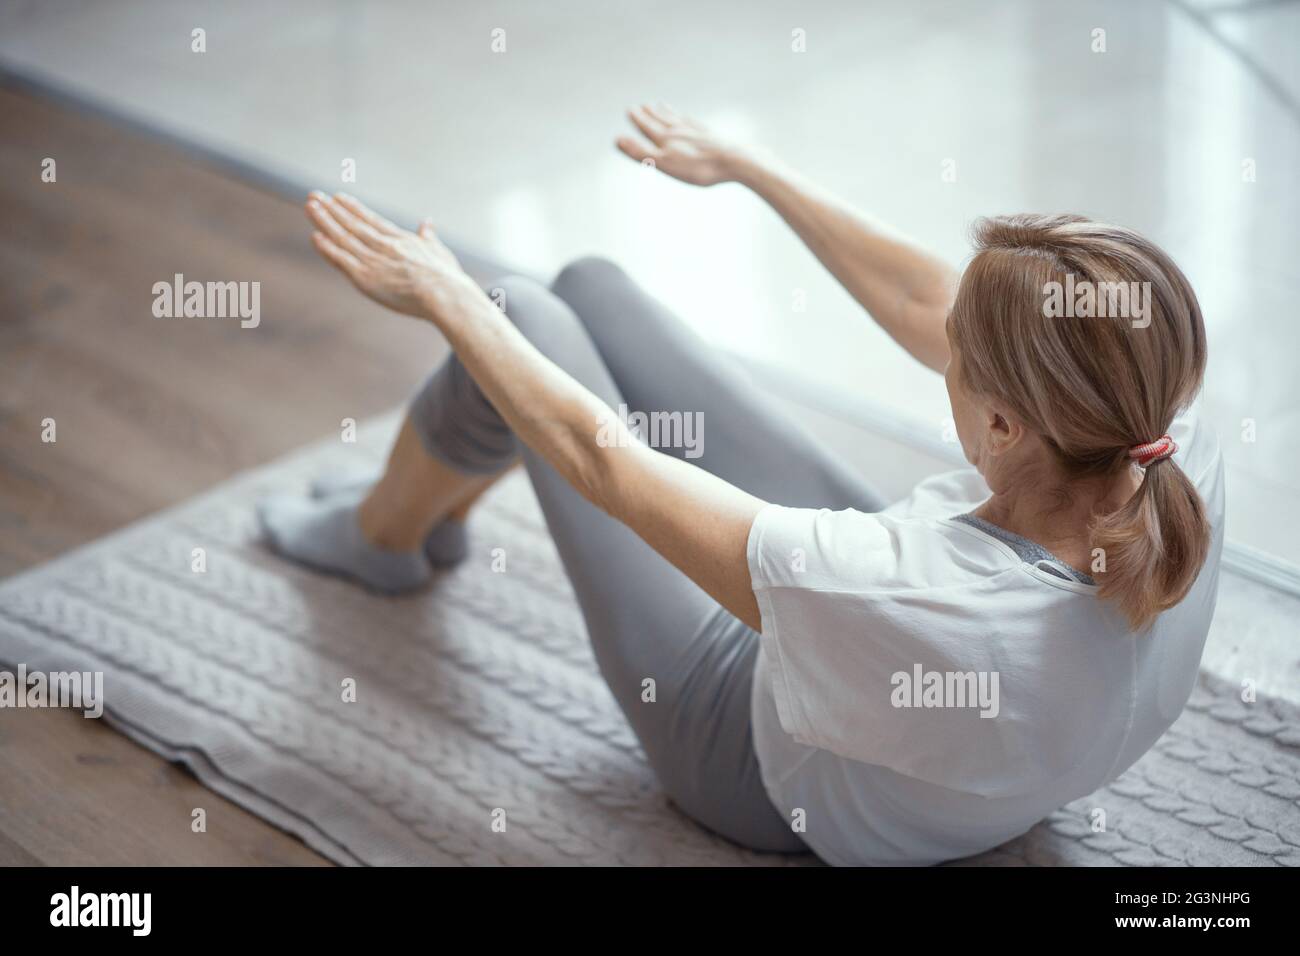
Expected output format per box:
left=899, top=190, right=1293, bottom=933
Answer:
left=305, top=192, right=480, bottom=325
left=615, top=103, right=752, bottom=187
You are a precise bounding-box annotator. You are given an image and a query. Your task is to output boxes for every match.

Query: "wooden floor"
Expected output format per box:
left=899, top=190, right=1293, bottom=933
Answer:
left=0, top=87, right=460, bottom=864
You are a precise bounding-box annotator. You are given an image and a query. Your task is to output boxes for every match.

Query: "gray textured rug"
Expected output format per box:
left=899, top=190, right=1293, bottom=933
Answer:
left=1, top=413, right=1297, bottom=866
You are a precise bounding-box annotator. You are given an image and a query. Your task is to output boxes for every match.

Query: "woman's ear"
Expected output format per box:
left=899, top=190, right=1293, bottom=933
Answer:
left=984, top=406, right=1026, bottom=457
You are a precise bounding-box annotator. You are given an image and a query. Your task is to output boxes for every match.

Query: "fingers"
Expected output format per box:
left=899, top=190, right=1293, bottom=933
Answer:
left=417, top=218, right=436, bottom=239
left=643, top=102, right=680, bottom=127
left=311, top=230, right=363, bottom=278
left=615, top=135, right=661, bottom=165
left=627, top=105, right=668, bottom=146
left=333, top=192, right=404, bottom=237
left=309, top=192, right=391, bottom=253
left=306, top=195, right=373, bottom=259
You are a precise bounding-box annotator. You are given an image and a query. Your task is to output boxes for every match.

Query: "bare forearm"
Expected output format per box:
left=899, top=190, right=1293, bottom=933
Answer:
left=733, top=153, right=958, bottom=372
left=424, top=282, right=765, bottom=627
left=430, top=286, right=622, bottom=508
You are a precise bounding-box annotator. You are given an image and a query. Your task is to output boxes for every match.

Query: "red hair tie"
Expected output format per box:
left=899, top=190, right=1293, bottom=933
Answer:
left=1129, top=435, right=1177, bottom=467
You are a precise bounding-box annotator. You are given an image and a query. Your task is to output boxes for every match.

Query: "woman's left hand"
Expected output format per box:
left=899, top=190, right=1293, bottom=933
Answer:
left=616, top=103, right=750, bottom=187
left=305, top=191, right=477, bottom=321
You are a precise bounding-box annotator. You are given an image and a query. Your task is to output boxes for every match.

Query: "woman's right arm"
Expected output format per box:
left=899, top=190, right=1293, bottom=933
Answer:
left=618, top=104, right=959, bottom=373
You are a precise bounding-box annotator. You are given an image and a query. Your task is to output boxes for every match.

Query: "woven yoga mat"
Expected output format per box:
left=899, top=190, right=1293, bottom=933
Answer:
left=1, top=412, right=1297, bottom=866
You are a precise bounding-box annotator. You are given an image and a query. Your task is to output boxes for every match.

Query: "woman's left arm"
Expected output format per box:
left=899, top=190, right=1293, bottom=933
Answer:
left=306, top=192, right=767, bottom=630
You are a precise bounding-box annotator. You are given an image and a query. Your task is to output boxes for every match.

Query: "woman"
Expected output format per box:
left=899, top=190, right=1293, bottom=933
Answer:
left=259, top=104, right=1224, bottom=865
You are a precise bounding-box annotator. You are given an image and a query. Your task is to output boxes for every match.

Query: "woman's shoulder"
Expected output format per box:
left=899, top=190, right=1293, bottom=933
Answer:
left=883, top=466, right=991, bottom=520
left=749, top=496, right=1075, bottom=598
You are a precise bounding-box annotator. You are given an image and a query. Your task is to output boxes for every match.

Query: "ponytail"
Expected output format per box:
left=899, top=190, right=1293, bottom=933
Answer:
left=1089, top=457, right=1210, bottom=631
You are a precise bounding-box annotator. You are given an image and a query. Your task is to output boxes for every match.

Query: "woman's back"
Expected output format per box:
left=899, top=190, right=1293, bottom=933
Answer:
left=747, top=406, right=1224, bottom=865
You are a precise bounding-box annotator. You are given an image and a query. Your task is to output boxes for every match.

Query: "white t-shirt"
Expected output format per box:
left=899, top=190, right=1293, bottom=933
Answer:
left=747, top=407, right=1225, bottom=865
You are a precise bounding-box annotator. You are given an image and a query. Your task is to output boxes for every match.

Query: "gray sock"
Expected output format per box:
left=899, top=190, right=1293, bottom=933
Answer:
left=310, top=464, right=380, bottom=500
left=424, top=519, right=469, bottom=567
left=309, top=466, right=471, bottom=567
left=256, top=489, right=431, bottom=594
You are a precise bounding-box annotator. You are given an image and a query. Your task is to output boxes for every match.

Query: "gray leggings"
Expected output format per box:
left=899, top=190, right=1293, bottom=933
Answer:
left=410, top=257, right=886, bottom=852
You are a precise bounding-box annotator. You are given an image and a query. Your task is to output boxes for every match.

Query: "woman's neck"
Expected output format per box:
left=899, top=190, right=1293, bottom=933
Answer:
left=973, top=467, right=1141, bottom=571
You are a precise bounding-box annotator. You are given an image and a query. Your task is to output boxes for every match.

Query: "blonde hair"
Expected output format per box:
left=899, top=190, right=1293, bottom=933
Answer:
left=949, top=214, right=1210, bottom=631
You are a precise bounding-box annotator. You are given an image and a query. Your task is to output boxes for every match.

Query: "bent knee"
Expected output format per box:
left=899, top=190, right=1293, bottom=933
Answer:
left=484, top=274, right=549, bottom=314
left=484, top=273, right=587, bottom=349
left=551, top=256, right=626, bottom=298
